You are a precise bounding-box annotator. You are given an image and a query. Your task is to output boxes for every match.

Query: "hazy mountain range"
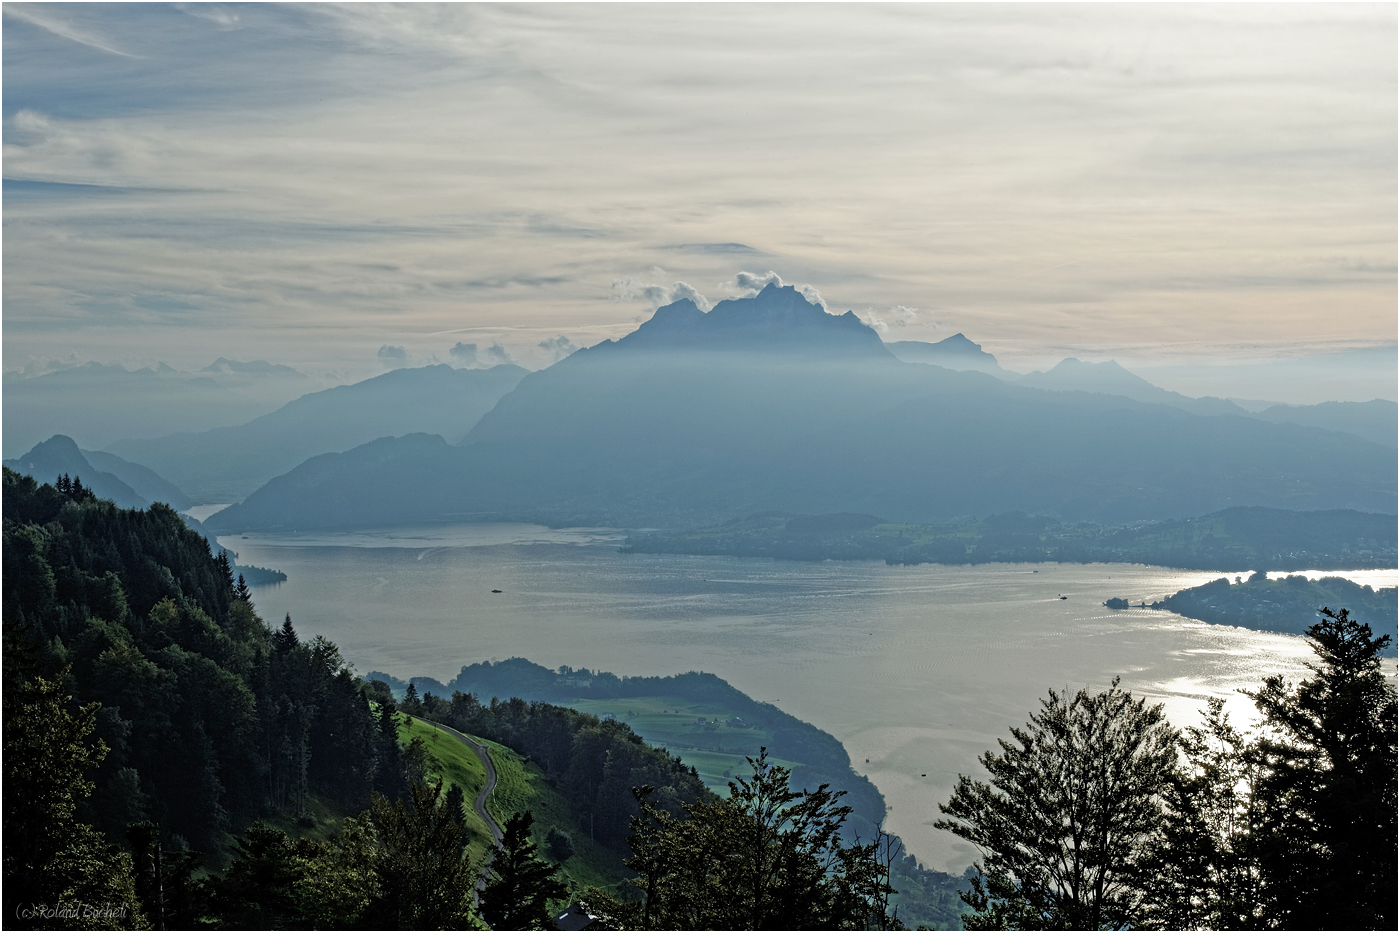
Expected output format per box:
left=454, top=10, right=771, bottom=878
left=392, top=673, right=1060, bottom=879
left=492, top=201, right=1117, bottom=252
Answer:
left=195, top=284, right=1396, bottom=533
left=105, top=363, right=527, bottom=502
left=2, top=358, right=316, bottom=453
left=9, top=285, right=1394, bottom=536
left=4, top=434, right=164, bottom=510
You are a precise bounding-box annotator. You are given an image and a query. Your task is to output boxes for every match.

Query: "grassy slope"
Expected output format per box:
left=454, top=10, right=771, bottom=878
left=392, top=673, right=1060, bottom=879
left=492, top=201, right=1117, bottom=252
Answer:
left=401, top=716, right=632, bottom=896
left=562, top=696, right=798, bottom=796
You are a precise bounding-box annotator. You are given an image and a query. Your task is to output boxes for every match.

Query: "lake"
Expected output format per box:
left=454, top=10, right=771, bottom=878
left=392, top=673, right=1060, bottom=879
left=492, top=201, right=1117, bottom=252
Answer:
left=223, top=522, right=1396, bottom=873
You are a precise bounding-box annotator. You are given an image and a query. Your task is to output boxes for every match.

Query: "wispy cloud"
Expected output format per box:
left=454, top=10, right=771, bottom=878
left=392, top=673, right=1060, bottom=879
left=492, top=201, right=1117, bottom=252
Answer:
left=612, top=278, right=710, bottom=311
left=1, top=3, right=1393, bottom=397
left=4, top=5, right=141, bottom=58
left=538, top=335, right=578, bottom=362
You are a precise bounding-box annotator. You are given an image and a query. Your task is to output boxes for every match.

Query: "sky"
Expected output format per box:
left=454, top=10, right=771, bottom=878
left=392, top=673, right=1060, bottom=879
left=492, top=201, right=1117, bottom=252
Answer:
left=4, top=3, right=1396, bottom=398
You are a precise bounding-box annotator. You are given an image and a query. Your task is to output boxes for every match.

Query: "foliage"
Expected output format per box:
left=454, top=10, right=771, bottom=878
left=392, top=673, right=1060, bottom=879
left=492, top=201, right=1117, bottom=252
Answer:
left=423, top=691, right=710, bottom=849
left=363, top=779, right=479, bottom=929
left=1245, top=607, right=1397, bottom=929
left=1146, top=573, right=1396, bottom=648
left=547, top=825, right=576, bottom=862
left=625, top=749, right=897, bottom=930
left=939, top=607, right=1399, bottom=931
left=1134, top=699, right=1262, bottom=929
left=3, top=667, right=145, bottom=929
left=205, top=781, right=476, bottom=930
left=480, top=810, right=570, bottom=930
left=439, top=658, right=888, bottom=838
left=2, top=468, right=419, bottom=923
left=126, top=822, right=209, bottom=930
left=884, top=847, right=970, bottom=931
left=935, top=679, right=1177, bottom=930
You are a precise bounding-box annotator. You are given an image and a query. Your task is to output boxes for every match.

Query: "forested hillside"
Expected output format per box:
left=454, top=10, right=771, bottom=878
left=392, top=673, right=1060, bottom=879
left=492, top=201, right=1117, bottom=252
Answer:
left=403, top=688, right=711, bottom=851
left=410, top=658, right=888, bottom=839
left=2, top=468, right=409, bottom=924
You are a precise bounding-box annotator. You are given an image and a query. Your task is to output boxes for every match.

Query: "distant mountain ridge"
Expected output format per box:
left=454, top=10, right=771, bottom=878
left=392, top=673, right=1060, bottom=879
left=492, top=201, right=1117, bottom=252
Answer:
left=206, top=286, right=1396, bottom=533
left=4, top=435, right=149, bottom=509
left=886, top=333, right=1010, bottom=377
left=106, top=363, right=527, bottom=502
left=1250, top=399, right=1397, bottom=448
left=3, top=357, right=314, bottom=453
left=201, top=357, right=305, bottom=377
left=1017, top=358, right=1249, bottom=417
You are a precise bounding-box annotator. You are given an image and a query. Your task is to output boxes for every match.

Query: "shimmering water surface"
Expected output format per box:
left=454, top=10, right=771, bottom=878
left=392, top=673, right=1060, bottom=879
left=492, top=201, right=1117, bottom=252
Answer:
left=225, top=524, right=1396, bottom=872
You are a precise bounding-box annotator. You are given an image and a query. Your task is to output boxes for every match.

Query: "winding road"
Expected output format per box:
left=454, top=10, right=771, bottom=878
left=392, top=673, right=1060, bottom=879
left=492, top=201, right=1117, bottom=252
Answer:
left=433, top=721, right=504, bottom=847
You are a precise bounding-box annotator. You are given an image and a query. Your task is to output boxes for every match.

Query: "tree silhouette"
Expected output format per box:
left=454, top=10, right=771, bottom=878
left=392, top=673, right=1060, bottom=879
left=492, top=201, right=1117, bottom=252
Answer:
left=1246, top=607, right=1397, bottom=929
left=935, top=679, right=1177, bottom=929
left=626, top=749, right=895, bottom=929
left=480, top=810, right=569, bottom=930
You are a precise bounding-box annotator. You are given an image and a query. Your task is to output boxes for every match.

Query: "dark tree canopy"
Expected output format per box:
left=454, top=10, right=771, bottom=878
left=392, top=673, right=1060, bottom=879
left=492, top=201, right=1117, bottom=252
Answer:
left=1134, top=697, right=1262, bottom=930
left=1, top=468, right=397, bottom=921
left=939, top=607, right=1399, bottom=931
left=1246, top=607, right=1397, bottom=930
left=935, top=679, right=1177, bottom=930
left=480, top=810, right=569, bottom=931
left=625, top=749, right=896, bottom=930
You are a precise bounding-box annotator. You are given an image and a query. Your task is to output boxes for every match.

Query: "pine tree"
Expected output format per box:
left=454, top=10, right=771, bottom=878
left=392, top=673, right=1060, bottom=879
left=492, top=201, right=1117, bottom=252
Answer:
left=402, top=682, right=423, bottom=716
left=274, top=613, right=298, bottom=653
left=1135, top=698, right=1262, bottom=929
left=1246, top=607, right=1397, bottom=929
left=480, top=810, right=569, bottom=930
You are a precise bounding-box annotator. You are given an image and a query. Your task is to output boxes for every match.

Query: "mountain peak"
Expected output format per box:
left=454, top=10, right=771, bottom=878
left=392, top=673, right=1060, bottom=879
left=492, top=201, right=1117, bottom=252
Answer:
left=25, top=433, right=84, bottom=459
left=599, top=285, right=891, bottom=360
left=938, top=333, right=981, bottom=351
left=885, top=333, right=1009, bottom=377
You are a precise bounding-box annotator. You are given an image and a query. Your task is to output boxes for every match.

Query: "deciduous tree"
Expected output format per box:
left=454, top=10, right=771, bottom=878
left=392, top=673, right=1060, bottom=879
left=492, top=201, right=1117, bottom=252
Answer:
left=935, top=679, right=1177, bottom=930
left=626, top=749, right=895, bottom=930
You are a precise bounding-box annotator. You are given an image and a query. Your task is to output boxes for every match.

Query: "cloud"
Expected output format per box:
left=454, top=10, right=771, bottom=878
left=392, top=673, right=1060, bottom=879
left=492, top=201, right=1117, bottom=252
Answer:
left=175, top=4, right=242, bottom=30
left=670, top=282, right=710, bottom=310
left=732, top=271, right=827, bottom=310
left=448, top=341, right=478, bottom=366
left=538, top=335, right=578, bottom=361
left=483, top=343, right=514, bottom=365
left=860, top=305, right=928, bottom=332
left=4, top=5, right=142, bottom=58
left=1, top=4, right=1393, bottom=382
left=797, top=284, right=827, bottom=311
left=734, top=271, right=783, bottom=293
left=856, top=305, right=924, bottom=330
left=377, top=344, right=408, bottom=368
left=611, top=278, right=710, bottom=311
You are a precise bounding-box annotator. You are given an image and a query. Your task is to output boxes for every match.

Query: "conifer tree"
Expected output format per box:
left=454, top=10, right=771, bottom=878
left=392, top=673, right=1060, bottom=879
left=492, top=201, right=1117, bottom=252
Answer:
left=1246, top=607, right=1397, bottom=929
left=480, top=810, right=569, bottom=930
left=626, top=749, right=894, bottom=929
